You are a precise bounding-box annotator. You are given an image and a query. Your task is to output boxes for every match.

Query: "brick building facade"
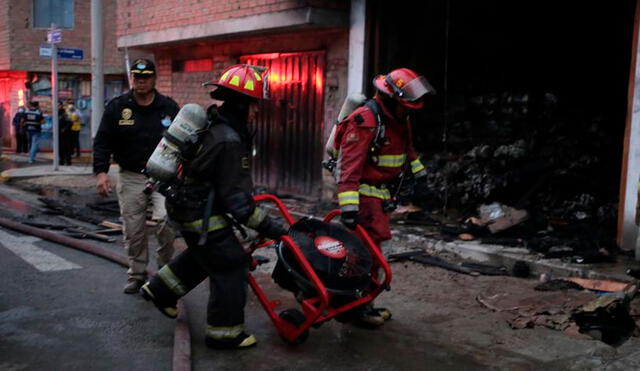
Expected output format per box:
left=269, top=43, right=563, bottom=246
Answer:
left=0, top=0, right=127, bottom=152
left=117, top=0, right=351, bottom=198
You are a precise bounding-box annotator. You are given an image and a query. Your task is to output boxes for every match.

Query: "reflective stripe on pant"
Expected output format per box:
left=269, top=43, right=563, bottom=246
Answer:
left=206, top=324, right=245, bottom=339
left=358, top=195, right=391, bottom=247
left=147, top=247, right=209, bottom=302
left=117, top=170, right=176, bottom=280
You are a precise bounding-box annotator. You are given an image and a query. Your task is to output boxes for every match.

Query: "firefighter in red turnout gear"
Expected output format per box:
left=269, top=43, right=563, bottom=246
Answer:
left=334, top=68, right=435, bottom=326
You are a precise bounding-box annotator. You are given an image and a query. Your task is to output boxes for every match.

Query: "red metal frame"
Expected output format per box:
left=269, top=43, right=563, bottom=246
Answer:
left=248, top=194, right=393, bottom=343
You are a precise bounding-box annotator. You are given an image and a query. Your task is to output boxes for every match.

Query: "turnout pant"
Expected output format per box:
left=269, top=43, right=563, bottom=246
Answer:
left=116, top=170, right=175, bottom=280
left=358, top=195, right=392, bottom=248
left=147, top=228, right=249, bottom=329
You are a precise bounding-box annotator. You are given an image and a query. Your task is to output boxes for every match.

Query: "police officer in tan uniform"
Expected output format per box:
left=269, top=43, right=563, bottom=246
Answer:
left=93, top=59, right=180, bottom=293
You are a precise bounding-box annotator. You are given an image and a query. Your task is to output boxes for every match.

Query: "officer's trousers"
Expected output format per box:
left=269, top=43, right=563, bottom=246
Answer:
left=151, top=228, right=249, bottom=327
left=116, top=170, right=175, bottom=280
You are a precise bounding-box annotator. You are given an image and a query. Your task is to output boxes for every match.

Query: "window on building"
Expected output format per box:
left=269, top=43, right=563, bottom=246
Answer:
left=33, top=0, right=74, bottom=29
left=173, top=59, right=213, bottom=72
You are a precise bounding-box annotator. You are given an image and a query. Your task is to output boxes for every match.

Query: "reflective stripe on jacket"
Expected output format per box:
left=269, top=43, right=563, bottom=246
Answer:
left=335, top=96, right=425, bottom=211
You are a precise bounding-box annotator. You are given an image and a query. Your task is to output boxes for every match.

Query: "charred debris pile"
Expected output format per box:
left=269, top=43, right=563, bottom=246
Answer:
left=409, top=91, right=622, bottom=262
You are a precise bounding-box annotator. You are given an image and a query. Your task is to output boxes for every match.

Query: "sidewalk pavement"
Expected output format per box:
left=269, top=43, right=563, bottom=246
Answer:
left=0, top=152, right=93, bottom=180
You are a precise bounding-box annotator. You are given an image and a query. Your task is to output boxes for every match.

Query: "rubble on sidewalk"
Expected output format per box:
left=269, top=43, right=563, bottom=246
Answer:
left=477, top=278, right=639, bottom=346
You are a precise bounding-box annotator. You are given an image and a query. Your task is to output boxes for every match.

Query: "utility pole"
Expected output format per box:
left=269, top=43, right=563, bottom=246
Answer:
left=91, top=0, right=104, bottom=140
left=49, top=24, right=60, bottom=171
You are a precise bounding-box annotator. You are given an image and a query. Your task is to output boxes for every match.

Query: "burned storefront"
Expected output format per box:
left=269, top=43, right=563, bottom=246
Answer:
left=366, top=1, right=637, bottom=258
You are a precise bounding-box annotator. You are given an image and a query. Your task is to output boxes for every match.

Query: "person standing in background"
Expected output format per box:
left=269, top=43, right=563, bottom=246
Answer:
left=12, top=107, right=28, bottom=153
left=67, top=102, right=82, bottom=157
left=58, top=102, right=73, bottom=165
left=23, top=101, right=44, bottom=164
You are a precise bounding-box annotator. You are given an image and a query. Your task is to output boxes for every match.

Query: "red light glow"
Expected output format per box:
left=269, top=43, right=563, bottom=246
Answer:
left=314, top=68, right=324, bottom=93
left=183, top=59, right=213, bottom=72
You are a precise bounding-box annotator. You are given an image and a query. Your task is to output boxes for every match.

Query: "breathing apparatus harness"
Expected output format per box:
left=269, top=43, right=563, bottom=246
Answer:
left=322, top=99, right=385, bottom=173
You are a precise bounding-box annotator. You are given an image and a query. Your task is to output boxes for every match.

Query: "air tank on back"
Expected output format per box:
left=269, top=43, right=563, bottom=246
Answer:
left=145, top=103, right=208, bottom=183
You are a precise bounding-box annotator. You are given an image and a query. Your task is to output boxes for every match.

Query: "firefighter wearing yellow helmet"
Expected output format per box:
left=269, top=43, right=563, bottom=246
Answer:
left=141, top=64, right=287, bottom=350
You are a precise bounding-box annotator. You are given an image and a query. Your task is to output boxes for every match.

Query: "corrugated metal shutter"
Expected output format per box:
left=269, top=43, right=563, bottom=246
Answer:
left=241, top=51, right=325, bottom=198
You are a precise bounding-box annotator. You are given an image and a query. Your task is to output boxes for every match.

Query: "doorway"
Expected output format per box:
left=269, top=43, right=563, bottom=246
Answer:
left=241, top=51, right=326, bottom=197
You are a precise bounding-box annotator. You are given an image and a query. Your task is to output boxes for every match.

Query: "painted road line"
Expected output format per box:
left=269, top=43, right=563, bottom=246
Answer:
left=0, top=228, right=81, bottom=272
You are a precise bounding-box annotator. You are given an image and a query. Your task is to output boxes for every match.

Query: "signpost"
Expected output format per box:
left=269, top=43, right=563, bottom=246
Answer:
left=48, top=26, right=60, bottom=171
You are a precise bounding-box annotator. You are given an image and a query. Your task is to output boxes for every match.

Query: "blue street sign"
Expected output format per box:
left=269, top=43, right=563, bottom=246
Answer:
left=47, top=29, right=62, bottom=44
left=39, top=46, right=84, bottom=60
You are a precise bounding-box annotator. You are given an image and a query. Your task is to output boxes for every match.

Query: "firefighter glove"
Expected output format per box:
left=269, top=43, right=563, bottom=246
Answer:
left=257, top=217, right=289, bottom=240
left=340, top=210, right=360, bottom=230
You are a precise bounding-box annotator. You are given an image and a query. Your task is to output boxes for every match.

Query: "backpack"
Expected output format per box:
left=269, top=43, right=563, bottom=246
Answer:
left=322, top=94, right=385, bottom=174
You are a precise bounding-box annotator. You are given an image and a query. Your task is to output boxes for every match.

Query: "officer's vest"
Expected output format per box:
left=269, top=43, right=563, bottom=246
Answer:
left=23, top=109, right=42, bottom=132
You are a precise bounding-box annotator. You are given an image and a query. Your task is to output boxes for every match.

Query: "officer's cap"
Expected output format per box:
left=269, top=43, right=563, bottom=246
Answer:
left=130, top=58, right=156, bottom=76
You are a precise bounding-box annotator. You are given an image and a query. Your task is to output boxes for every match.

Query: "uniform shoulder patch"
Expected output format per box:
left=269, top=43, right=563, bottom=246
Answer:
left=345, top=132, right=359, bottom=143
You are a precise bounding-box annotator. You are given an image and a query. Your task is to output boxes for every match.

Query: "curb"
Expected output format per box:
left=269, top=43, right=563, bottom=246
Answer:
left=393, top=229, right=634, bottom=283
left=0, top=166, right=93, bottom=180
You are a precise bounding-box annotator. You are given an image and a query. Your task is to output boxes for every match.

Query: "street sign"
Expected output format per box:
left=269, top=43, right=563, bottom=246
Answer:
left=39, top=46, right=84, bottom=60
left=47, top=29, right=62, bottom=44
left=57, top=47, right=84, bottom=60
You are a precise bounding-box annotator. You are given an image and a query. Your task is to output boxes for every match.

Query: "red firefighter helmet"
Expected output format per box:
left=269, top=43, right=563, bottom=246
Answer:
left=373, top=68, right=435, bottom=109
left=203, top=64, right=269, bottom=100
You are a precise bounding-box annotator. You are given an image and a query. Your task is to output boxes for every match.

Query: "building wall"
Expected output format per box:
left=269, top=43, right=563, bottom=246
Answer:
left=116, top=0, right=347, bottom=37
left=117, top=1, right=349, bottom=198
left=148, top=28, right=348, bottom=198
left=154, top=29, right=348, bottom=109
left=0, top=0, right=10, bottom=70
left=6, top=0, right=125, bottom=74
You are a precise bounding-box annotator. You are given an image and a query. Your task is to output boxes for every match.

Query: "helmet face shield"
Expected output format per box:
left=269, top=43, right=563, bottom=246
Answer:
left=374, top=68, right=435, bottom=109
left=401, top=76, right=436, bottom=102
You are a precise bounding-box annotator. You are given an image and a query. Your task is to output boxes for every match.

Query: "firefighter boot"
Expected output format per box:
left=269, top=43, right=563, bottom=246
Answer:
left=353, top=305, right=385, bottom=328
left=205, top=325, right=257, bottom=350
left=140, top=282, right=178, bottom=319
left=374, top=307, right=392, bottom=321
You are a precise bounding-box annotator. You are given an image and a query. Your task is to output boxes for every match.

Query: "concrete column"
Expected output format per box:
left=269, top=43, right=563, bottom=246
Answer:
left=91, top=0, right=104, bottom=140
left=621, top=0, right=640, bottom=259
left=347, top=0, right=366, bottom=95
